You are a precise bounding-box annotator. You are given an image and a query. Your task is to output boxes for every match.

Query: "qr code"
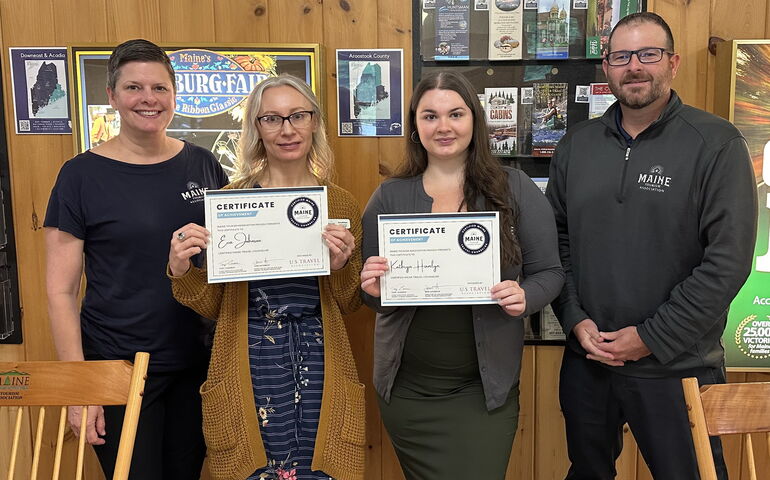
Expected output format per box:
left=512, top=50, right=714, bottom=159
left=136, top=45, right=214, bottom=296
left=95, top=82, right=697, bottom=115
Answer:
left=18, top=120, right=30, bottom=132
left=341, top=122, right=353, bottom=134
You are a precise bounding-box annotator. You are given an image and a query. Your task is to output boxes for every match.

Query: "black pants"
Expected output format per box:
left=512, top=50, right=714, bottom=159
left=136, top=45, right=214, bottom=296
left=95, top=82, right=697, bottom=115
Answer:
left=559, top=348, right=728, bottom=480
left=92, top=365, right=207, bottom=480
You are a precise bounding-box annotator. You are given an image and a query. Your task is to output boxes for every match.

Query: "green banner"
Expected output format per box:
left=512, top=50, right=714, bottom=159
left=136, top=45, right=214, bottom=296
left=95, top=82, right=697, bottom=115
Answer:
left=723, top=43, right=770, bottom=370
left=725, top=191, right=770, bottom=369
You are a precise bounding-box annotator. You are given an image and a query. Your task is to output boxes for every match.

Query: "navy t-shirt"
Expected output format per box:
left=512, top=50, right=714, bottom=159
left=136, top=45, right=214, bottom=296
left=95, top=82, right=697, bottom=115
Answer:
left=44, top=141, right=228, bottom=372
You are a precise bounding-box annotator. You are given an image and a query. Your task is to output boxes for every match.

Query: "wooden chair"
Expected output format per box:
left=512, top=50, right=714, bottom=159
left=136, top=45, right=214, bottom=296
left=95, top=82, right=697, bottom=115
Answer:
left=682, top=377, right=770, bottom=480
left=1, top=352, right=149, bottom=480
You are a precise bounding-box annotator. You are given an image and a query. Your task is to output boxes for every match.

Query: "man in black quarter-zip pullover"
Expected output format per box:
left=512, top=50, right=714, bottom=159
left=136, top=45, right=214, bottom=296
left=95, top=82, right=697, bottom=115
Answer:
left=546, top=12, right=757, bottom=480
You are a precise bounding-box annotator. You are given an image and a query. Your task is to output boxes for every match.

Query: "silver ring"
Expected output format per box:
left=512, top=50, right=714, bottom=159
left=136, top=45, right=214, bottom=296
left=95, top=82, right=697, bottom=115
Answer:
left=177, top=231, right=186, bottom=241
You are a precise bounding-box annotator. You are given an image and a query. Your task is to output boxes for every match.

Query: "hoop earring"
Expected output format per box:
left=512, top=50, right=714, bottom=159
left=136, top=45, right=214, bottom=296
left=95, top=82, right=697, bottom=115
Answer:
left=410, top=131, right=420, bottom=144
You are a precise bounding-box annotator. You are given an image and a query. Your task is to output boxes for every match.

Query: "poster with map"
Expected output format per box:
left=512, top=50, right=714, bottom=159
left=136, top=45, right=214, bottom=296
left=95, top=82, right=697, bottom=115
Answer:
left=10, top=47, right=71, bottom=134
left=336, top=49, right=403, bottom=137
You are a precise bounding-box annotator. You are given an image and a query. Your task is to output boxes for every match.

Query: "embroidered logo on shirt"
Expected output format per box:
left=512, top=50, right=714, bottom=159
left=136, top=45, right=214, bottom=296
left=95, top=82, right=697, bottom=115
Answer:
left=637, top=165, right=672, bottom=193
left=181, top=181, right=208, bottom=204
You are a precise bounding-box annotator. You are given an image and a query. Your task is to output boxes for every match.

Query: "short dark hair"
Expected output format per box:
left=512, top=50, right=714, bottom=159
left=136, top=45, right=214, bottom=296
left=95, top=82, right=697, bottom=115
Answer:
left=608, top=12, right=675, bottom=53
left=107, top=39, right=175, bottom=91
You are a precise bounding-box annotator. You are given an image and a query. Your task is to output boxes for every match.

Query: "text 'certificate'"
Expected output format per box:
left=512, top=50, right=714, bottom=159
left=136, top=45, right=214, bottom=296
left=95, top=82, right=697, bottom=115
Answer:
left=205, top=186, right=330, bottom=283
left=378, top=212, right=501, bottom=306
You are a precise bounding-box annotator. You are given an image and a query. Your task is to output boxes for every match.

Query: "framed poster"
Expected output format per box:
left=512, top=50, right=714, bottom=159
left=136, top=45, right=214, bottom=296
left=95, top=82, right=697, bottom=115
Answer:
left=69, top=44, right=322, bottom=176
left=336, top=49, right=403, bottom=137
left=9, top=47, right=71, bottom=134
left=715, top=40, right=770, bottom=371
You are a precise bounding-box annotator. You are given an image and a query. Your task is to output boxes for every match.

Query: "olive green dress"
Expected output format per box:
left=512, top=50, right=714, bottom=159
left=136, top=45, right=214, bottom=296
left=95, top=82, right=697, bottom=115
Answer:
left=378, top=305, right=520, bottom=479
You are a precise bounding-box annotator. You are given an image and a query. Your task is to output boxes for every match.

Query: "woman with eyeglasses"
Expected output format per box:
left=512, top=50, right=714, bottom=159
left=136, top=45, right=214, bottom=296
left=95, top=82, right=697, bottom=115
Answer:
left=167, top=74, right=366, bottom=480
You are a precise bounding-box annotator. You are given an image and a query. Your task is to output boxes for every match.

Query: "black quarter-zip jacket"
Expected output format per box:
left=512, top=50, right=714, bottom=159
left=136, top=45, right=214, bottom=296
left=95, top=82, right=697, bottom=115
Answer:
left=547, top=91, right=758, bottom=376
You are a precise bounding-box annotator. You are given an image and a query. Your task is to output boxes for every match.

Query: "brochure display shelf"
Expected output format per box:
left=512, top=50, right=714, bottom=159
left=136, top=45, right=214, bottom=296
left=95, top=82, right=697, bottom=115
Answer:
left=413, top=1, right=647, bottom=341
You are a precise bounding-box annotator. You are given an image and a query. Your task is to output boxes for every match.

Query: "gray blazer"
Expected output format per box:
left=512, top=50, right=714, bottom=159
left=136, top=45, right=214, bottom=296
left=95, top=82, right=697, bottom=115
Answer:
left=361, top=167, right=564, bottom=410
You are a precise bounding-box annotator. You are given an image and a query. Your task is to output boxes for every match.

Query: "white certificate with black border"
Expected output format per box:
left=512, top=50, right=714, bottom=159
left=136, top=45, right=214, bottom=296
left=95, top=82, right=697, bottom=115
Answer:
left=378, top=212, right=501, bottom=306
left=204, top=186, right=329, bottom=283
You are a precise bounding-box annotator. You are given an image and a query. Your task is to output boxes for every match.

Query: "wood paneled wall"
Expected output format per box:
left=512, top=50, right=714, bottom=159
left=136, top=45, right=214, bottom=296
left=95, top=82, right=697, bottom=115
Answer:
left=0, top=0, right=768, bottom=479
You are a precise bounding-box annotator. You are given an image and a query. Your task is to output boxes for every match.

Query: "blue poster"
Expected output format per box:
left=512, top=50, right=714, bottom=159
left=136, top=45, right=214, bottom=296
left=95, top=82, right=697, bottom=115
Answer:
left=9, top=47, right=71, bottom=134
left=336, top=49, right=404, bottom=137
left=435, top=0, right=471, bottom=61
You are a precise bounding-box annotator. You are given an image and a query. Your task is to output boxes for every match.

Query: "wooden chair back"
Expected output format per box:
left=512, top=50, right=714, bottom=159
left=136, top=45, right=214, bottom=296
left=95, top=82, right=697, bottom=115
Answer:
left=0, top=352, right=149, bottom=480
left=682, top=377, right=770, bottom=480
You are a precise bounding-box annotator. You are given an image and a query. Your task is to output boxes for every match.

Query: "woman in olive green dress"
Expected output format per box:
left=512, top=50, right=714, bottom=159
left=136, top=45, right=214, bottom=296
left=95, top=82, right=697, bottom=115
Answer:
left=360, top=71, right=564, bottom=478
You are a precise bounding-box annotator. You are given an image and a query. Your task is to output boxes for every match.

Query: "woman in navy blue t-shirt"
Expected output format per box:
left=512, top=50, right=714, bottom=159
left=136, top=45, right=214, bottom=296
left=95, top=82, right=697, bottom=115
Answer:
left=44, top=39, right=226, bottom=479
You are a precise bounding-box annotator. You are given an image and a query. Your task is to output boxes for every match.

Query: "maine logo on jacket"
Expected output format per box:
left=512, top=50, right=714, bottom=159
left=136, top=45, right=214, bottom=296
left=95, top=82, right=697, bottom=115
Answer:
left=637, top=165, right=672, bottom=193
left=169, top=49, right=270, bottom=117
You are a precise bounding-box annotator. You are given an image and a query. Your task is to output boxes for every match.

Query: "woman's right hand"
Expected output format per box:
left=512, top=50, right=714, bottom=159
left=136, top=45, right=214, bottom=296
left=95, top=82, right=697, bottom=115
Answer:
left=360, top=256, right=388, bottom=297
left=169, top=223, right=210, bottom=276
left=68, top=405, right=106, bottom=445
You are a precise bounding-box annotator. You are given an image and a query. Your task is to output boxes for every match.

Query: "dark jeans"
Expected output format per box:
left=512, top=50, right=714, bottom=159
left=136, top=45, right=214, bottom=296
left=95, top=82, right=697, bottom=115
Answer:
left=92, top=364, right=207, bottom=480
left=559, top=347, right=728, bottom=480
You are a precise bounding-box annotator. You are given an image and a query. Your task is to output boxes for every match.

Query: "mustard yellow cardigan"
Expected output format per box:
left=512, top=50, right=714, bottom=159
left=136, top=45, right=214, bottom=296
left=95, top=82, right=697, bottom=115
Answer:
left=170, top=183, right=365, bottom=480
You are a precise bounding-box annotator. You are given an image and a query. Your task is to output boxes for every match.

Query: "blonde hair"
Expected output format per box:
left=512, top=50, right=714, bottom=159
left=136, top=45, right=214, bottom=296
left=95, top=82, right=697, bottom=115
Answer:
left=229, top=74, right=334, bottom=188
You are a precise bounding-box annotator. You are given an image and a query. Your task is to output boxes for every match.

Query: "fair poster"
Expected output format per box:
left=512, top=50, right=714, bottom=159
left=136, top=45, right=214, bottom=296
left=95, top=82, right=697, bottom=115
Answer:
left=9, top=47, right=71, bottom=134
left=336, top=49, right=404, bottom=137
left=489, top=0, right=524, bottom=60
left=536, top=0, right=570, bottom=59
left=435, top=0, right=471, bottom=60
left=69, top=44, right=320, bottom=177
left=485, top=87, right=518, bottom=156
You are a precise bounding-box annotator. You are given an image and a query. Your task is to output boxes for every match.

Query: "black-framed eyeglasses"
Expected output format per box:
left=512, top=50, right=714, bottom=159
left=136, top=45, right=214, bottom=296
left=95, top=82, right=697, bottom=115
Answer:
left=605, top=47, right=674, bottom=66
left=256, top=110, right=314, bottom=131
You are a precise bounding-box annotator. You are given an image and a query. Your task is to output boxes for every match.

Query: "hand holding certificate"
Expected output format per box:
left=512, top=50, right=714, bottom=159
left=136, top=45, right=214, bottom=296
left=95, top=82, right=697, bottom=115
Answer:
left=204, top=186, right=330, bottom=283
left=376, top=212, right=501, bottom=306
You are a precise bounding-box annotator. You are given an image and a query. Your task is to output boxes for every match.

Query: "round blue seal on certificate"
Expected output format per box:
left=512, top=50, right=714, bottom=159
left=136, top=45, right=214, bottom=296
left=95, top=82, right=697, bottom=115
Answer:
left=287, top=197, right=319, bottom=228
left=458, top=223, right=490, bottom=255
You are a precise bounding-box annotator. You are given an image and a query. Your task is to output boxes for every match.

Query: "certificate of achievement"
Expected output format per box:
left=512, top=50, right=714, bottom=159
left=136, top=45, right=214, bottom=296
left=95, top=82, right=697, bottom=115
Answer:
left=204, top=186, right=329, bottom=283
left=378, top=212, right=501, bottom=306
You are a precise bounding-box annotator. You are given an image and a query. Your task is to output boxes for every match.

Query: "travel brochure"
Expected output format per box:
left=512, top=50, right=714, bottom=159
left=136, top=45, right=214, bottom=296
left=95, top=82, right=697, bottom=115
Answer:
left=488, top=0, right=524, bottom=61
left=536, top=0, right=570, bottom=60
left=427, top=0, right=642, bottom=61
left=586, top=0, right=640, bottom=58
left=476, top=82, right=619, bottom=156
left=532, top=82, right=568, bottom=157
left=484, top=87, right=518, bottom=156
left=434, top=0, right=471, bottom=61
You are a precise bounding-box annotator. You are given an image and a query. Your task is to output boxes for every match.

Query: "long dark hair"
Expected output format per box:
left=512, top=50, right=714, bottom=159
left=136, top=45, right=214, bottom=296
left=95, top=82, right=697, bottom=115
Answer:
left=395, top=71, right=521, bottom=266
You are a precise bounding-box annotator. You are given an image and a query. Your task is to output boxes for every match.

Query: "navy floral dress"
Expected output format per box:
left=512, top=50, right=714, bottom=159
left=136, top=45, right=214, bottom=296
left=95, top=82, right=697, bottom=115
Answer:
left=245, top=277, right=333, bottom=480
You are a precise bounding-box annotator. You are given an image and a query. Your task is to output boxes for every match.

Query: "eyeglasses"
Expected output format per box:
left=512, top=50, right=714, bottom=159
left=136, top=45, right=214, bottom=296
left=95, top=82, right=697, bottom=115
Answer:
left=605, top=47, right=673, bottom=66
left=256, top=111, right=314, bottom=131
